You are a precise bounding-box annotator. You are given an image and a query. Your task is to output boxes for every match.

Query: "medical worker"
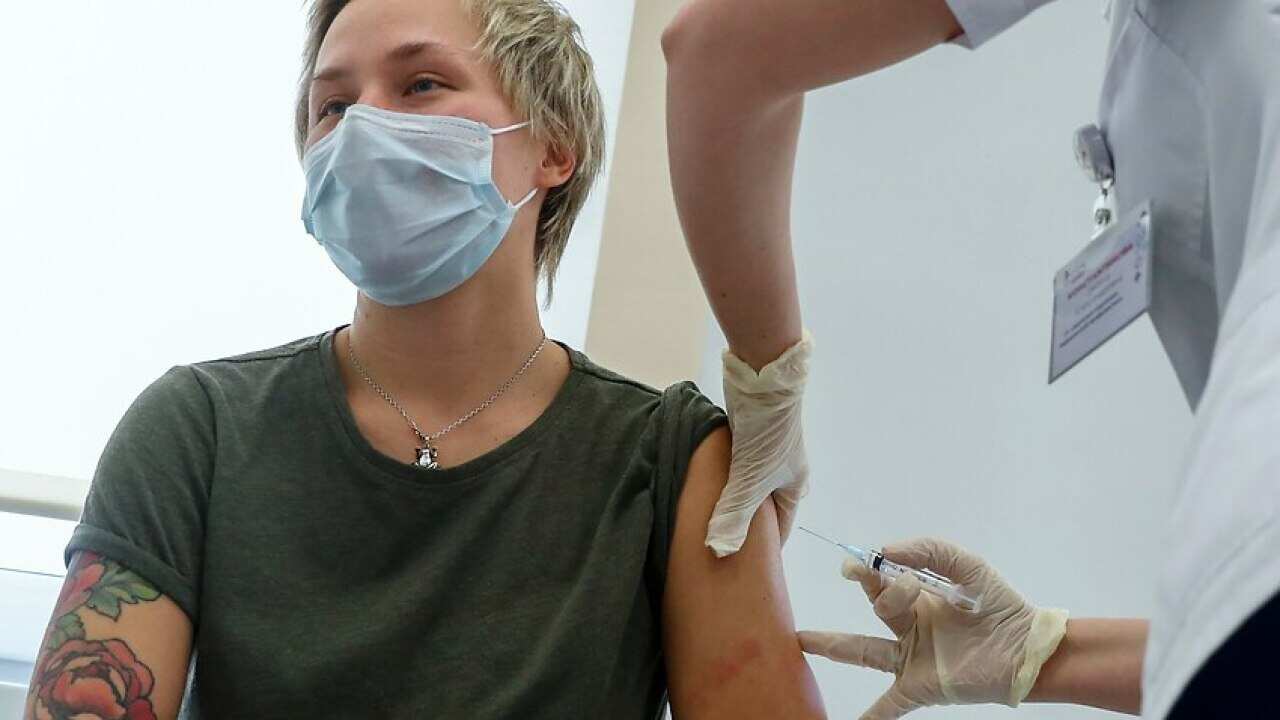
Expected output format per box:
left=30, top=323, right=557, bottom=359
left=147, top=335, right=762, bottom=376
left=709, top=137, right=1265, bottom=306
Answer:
left=662, top=0, right=1280, bottom=717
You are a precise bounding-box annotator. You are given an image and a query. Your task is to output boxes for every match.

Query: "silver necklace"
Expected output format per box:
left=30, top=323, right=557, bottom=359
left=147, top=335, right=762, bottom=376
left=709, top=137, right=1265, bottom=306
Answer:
left=347, top=331, right=548, bottom=470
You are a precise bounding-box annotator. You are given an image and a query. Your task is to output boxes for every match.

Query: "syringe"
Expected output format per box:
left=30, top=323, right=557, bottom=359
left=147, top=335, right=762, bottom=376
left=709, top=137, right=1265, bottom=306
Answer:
left=799, top=526, right=982, bottom=614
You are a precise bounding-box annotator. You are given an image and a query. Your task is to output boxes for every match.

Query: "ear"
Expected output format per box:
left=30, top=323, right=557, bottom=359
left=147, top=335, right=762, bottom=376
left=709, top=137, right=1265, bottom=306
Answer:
left=536, top=142, right=577, bottom=191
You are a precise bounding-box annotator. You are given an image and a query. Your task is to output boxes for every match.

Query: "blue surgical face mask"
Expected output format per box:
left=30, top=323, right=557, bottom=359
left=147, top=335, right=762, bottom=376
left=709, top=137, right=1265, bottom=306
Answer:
left=301, top=104, right=536, bottom=306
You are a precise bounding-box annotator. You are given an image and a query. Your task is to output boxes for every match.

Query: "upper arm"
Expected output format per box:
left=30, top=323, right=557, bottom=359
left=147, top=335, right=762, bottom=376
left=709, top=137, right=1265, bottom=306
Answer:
left=662, top=0, right=961, bottom=104
left=662, top=427, right=825, bottom=719
left=25, top=551, right=193, bottom=720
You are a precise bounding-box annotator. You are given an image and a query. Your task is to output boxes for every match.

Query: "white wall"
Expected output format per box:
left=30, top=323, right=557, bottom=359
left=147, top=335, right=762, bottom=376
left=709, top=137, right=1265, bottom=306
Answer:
left=0, top=513, right=74, bottom=661
left=698, top=3, right=1193, bottom=717
left=545, top=0, right=636, bottom=335
left=0, top=0, right=633, bottom=485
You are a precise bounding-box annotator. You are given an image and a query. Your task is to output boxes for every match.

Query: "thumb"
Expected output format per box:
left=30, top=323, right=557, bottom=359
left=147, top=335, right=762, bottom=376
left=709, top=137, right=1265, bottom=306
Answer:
left=842, top=556, right=887, bottom=604
left=860, top=683, right=922, bottom=720
left=704, top=494, right=759, bottom=558
left=797, top=631, right=901, bottom=674
left=882, top=537, right=985, bottom=584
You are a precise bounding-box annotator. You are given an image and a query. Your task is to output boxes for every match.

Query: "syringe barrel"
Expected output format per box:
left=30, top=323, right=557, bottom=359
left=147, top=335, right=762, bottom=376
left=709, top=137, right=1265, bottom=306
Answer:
left=870, top=553, right=981, bottom=614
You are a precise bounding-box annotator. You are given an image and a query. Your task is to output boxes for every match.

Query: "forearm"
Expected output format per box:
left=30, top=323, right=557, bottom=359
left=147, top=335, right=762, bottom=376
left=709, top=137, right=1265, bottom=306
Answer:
left=1026, top=618, right=1148, bottom=715
left=664, top=72, right=806, bottom=370
left=662, top=3, right=808, bottom=370
left=662, top=0, right=961, bottom=369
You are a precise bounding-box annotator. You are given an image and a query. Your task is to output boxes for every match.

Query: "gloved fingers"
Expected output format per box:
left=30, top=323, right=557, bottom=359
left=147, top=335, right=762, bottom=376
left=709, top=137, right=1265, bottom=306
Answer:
left=860, top=683, right=922, bottom=720
left=721, top=345, right=806, bottom=498
left=872, top=573, right=923, bottom=638
left=841, top=557, right=885, bottom=604
left=882, top=537, right=987, bottom=586
left=704, top=502, right=756, bottom=558
left=715, top=334, right=812, bottom=559
left=707, top=453, right=807, bottom=557
left=797, top=631, right=902, bottom=674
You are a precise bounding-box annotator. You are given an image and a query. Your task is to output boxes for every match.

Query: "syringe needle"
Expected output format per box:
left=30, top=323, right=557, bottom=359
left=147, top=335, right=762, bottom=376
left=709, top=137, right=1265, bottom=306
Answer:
left=798, top=525, right=842, bottom=548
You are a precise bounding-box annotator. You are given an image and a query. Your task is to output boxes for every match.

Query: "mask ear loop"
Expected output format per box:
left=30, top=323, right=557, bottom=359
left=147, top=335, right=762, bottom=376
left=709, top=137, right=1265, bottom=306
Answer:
left=490, top=121, right=531, bottom=135
left=511, top=187, right=539, bottom=210
left=490, top=121, right=538, bottom=209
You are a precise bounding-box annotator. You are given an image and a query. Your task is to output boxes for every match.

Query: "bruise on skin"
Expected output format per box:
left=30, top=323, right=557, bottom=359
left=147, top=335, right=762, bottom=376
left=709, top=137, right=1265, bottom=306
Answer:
left=710, top=637, right=763, bottom=687
left=684, top=637, right=765, bottom=709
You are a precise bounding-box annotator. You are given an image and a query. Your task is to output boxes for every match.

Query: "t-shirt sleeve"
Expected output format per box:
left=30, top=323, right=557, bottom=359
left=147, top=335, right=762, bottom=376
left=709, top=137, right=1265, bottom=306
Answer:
left=945, top=0, right=1058, bottom=49
left=648, top=381, right=729, bottom=580
left=65, top=365, right=215, bottom=623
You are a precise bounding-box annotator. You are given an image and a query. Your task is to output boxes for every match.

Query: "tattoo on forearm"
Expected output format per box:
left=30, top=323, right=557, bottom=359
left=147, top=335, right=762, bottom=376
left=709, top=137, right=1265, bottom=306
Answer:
left=26, top=552, right=163, bottom=720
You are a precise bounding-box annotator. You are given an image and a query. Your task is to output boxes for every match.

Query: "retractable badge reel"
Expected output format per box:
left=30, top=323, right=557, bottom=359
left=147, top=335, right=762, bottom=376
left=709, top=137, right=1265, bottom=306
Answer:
left=1049, top=125, right=1153, bottom=383
left=1074, top=124, right=1117, bottom=237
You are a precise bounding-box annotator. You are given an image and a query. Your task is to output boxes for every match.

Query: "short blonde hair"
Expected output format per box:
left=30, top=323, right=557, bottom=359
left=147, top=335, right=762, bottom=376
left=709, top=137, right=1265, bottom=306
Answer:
left=295, top=0, right=606, bottom=296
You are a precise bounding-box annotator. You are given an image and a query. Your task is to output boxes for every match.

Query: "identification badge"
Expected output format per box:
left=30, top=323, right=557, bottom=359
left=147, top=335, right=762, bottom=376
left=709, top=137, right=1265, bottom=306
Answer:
left=1049, top=202, right=1153, bottom=382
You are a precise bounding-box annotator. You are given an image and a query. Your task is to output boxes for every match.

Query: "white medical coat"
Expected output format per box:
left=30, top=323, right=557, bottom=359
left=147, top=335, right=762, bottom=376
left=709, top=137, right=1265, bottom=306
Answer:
left=946, top=0, right=1280, bottom=717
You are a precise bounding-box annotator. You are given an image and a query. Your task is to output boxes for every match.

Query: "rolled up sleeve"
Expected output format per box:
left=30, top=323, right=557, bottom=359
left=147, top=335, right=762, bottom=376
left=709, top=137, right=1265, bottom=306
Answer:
left=66, top=365, right=216, bottom=623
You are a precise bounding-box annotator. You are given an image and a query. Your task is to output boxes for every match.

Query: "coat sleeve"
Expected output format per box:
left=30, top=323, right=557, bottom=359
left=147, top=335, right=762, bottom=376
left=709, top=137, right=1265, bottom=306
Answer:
left=946, top=0, right=1059, bottom=49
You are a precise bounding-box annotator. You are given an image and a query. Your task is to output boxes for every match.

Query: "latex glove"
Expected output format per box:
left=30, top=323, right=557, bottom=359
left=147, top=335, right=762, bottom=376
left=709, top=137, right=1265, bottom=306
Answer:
left=705, top=331, right=813, bottom=557
left=799, top=538, right=1069, bottom=719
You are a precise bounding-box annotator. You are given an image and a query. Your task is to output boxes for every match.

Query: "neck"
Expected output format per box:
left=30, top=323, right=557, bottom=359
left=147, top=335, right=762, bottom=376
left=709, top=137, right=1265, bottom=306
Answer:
left=343, top=271, right=548, bottom=414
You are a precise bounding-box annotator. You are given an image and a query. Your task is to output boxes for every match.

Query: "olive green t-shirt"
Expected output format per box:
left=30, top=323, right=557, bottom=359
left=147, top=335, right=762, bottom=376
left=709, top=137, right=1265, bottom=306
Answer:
left=66, top=325, right=727, bottom=719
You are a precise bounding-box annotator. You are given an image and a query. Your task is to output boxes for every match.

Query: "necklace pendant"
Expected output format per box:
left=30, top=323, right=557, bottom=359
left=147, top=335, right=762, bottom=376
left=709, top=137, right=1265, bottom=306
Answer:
left=415, top=445, right=440, bottom=470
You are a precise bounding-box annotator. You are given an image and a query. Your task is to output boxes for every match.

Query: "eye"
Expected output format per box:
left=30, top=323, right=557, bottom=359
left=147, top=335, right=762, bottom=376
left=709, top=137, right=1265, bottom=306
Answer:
left=407, top=77, right=440, bottom=96
left=319, top=100, right=351, bottom=120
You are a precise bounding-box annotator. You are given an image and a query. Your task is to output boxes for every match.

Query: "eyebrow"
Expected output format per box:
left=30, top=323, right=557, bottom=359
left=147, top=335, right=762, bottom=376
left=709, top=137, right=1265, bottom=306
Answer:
left=311, top=40, right=462, bottom=84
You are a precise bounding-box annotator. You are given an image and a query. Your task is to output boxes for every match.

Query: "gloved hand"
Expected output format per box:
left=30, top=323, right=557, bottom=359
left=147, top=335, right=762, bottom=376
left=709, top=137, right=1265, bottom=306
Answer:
left=798, top=538, right=1069, bottom=719
left=705, top=331, right=813, bottom=558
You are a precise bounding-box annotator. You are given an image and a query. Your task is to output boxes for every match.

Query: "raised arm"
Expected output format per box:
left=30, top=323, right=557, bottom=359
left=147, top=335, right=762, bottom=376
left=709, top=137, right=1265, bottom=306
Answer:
left=663, top=427, right=826, bottom=718
left=25, top=551, right=193, bottom=720
left=661, top=0, right=962, bottom=369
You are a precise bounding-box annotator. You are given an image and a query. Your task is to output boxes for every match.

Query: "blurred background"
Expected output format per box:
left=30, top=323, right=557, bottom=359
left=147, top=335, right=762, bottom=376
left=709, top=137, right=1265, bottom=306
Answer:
left=0, top=1, right=1191, bottom=717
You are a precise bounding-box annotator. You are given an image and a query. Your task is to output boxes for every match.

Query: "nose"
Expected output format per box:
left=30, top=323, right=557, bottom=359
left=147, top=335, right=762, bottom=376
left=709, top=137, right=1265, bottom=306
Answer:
left=334, top=85, right=402, bottom=124
left=353, top=92, right=397, bottom=114
left=304, top=88, right=400, bottom=153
